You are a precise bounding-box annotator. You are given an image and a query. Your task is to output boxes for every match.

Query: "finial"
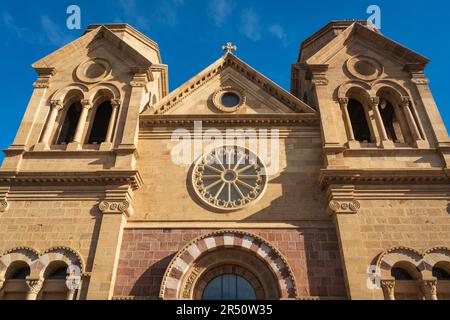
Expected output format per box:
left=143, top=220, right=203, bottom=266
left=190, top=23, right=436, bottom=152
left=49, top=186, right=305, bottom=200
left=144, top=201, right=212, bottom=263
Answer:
left=222, top=42, right=237, bottom=54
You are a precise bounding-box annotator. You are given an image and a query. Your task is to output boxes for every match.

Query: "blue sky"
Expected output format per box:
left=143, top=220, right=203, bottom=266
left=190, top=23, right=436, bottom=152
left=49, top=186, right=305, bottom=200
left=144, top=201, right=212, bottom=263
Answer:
left=1, top=0, right=449, bottom=163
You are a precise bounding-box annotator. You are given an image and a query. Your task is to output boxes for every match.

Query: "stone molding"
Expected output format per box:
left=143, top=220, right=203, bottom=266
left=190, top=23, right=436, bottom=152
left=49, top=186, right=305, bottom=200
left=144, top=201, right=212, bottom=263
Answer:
left=0, top=170, right=143, bottom=191
left=140, top=114, right=320, bottom=128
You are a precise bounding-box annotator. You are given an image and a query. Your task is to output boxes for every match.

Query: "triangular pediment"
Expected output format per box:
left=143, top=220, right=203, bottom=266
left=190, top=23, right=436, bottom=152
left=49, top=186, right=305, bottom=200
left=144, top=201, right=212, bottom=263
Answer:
left=32, top=26, right=153, bottom=72
left=145, top=53, right=316, bottom=116
left=306, top=22, right=429, bottom=67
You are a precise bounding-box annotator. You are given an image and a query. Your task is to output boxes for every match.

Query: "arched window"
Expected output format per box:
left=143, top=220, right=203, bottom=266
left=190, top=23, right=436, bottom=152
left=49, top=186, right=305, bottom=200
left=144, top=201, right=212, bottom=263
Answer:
left=87, top=101, right=112, bottom=144
left=379, top=99, right=406, bottom=143
left=2, top=261, right=31, bottom=300
left=41, top=262, right=69, bottom=301
left=6, top=262, right=30, bottom=280
left=391, top=267, right=415, bottom=280
left=433, top=267, right=450, bottom=280
left=56, top=102, right=82, bottom=145
left=348, top=99, right=372, bottom=143
left=202, top=274, right=257, bottom=300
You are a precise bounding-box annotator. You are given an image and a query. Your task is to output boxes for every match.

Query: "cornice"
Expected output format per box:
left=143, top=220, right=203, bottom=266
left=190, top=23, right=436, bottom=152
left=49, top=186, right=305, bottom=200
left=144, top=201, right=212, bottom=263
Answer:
left=0, top=170, right=143, bottom=190
left=140, top=114, right=320, bottom=128
left=318, top=168, right=450, bottom=189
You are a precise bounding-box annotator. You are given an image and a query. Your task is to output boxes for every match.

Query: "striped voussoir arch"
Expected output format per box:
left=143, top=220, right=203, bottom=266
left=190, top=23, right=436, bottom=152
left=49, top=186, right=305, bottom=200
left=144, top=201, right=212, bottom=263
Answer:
left=159, top=230, right=298, bottom=300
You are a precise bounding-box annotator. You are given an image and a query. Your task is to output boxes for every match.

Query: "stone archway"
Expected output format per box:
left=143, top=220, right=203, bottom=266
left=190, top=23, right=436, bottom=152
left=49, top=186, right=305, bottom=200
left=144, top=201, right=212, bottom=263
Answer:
left=159, top=230, right=298, bottom=300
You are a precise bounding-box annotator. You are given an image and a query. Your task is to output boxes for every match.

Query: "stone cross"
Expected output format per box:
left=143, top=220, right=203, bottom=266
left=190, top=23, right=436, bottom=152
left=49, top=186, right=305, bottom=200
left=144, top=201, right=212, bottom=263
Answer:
left=222, top=42, right=237, bottom=54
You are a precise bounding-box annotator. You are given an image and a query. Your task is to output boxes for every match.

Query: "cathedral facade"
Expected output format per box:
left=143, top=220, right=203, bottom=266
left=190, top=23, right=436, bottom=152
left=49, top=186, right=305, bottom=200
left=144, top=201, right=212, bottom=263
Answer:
left=0, top=20, right=449, bottom=300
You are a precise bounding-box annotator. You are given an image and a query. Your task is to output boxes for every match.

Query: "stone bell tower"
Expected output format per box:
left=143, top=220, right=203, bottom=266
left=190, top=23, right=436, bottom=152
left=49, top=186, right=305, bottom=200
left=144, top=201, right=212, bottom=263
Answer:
left=0, top=24, right=168, bottom=300
left=292, top=21, right=450, bottom=299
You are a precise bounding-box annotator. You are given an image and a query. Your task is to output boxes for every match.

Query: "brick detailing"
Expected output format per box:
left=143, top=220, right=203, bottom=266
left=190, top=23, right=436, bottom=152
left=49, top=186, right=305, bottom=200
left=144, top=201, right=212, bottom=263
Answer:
left=114, top=228, right=347, bottom=299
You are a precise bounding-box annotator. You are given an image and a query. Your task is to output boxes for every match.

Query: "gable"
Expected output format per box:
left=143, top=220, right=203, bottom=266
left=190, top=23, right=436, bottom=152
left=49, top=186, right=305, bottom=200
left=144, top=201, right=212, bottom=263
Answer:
left=32, top=26, right=153, bottom=71
left=306, top=23, right=429, bottom=67
left=145, top=53, right=316, bottom=116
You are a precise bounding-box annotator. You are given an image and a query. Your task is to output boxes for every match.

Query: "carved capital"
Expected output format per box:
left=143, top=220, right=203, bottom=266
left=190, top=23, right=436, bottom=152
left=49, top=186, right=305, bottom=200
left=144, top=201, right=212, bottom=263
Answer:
left=99, top=200, right=132, bottom=217
left=130, top=81, right=147, bottom=88
left=111, top=99, right=121, bottom=109
left=338, top=97, right=349, bottom=108
left=26, top=279, right=44, bottom=294
left=0, top=199, right=9, bottom=213
left=50, top=100, right=64, bottom=111
left=80, top=99, right=93, bottom=109
left=328, top=200, right=360, bottom=215
left=400, top=97, right=411, bottom=108
left=33, top=79, right=50, bottom=89
left=411, top=77, right=430, bottom=85
left=311, top=78, right=328, bottom=86
left=381, top=280, right=396, bottom=300
left=421, top=279, right=438, bottom=300
left=368, top=97, right=380, bottom=109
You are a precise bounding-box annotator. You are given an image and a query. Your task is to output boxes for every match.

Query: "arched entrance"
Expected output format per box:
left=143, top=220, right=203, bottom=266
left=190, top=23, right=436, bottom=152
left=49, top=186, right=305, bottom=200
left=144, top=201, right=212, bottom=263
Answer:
left=159, top=230, right=298, bottom=300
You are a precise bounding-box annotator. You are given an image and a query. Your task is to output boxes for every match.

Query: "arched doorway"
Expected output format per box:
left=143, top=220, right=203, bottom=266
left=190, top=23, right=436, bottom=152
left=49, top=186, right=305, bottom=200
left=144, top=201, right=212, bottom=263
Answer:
left=159, top=230, right=297, bottom=300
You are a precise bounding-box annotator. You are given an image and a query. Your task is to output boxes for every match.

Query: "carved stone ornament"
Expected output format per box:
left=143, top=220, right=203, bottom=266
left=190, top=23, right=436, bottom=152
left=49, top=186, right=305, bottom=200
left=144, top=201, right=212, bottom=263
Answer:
left=381, top=280, right=396, bottom=300
left=99, top=200, right=130, bottom=215
left=0, top=199, right=9, bottom=213
left=50, top=100, right=64, bottom=111
left=421, top=280, right=438, bottom=297
left=328, top=200, right=361, bottom=214
left=26, top=279, right=44, bottom=294
left=212, top=87, right=246, bottom=113
left=76, top=58, right=111, bottom=84
left=346, top=55, right=383, bottom=81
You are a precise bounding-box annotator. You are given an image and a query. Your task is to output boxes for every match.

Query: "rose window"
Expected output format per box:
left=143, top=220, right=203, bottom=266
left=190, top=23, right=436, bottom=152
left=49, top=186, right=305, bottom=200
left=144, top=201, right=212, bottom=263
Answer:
left=192, top=146, right=267, bottom=211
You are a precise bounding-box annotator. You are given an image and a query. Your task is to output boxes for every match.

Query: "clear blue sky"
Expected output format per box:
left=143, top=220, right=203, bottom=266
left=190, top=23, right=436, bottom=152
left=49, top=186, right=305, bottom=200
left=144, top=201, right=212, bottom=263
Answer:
left=1, top=0, right=449, bottom=163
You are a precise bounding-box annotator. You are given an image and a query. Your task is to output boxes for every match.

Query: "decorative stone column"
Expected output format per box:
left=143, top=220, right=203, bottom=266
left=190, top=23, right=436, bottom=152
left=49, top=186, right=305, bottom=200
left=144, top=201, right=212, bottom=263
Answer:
left=400, top=97, right=424, bottom=147
left=116, top=68, right=150, bottom=168
left=74, top=99, right=92, bottom=143
left=421, top=279, right=438, bottom=300
left=25, top=279, right=44, bottom=300
left=38, top=100, right=64, bottom=147
left=338, top=98, right=358, bottom=148
left=87, top=198, right=133, bottom=300
left=381, top=280, right=396, bottom=300
left=100, top=99, right=121, bottom=151
left=370, top=97, right=393, bottom=148
left=308, top=64, right=343, bottom=152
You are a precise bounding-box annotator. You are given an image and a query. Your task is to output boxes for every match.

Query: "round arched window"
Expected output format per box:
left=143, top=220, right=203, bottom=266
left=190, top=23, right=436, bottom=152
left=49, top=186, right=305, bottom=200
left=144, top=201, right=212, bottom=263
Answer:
left=192, top=146, right=267, bottom=211
left=213, top=87, right=246, bottom=113
left=202, top=274, right=257, bottom=300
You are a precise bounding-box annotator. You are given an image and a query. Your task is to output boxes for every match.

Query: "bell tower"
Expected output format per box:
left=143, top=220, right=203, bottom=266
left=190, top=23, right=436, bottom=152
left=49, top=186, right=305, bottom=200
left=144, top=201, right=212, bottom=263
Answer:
left=292, top=21, right=450, bottom=299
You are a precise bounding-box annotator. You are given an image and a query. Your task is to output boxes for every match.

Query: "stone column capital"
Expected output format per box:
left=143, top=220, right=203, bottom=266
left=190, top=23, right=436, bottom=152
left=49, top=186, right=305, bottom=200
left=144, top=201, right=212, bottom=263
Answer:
left=25, top=278, right=44, bottom=294
left=400, top=97, right=411, bottom=108
left=420, top=279, right=438, bottom=300
left=80, top=99, right=93, bottom=109
left=381, top=279, right=396, bottom=300
left=328, top=199, right=361, bottom=215
left=99, top=200, right=133, bottom=218
left=338, top=97, right=349, bottom=108
left=111, top=99, right=121, bottom=109
left=50, top=99, right=64, bottom=111
left=369, top=97, right=380, bottom=109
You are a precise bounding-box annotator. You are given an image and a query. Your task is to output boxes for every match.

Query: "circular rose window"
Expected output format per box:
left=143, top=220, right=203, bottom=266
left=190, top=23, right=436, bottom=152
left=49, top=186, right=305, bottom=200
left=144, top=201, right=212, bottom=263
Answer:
left=192, top=146, right=267, bottom=211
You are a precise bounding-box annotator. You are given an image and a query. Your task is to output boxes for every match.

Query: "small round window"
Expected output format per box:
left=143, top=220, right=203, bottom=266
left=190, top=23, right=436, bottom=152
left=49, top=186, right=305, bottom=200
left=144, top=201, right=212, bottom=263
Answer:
left=213, top=87, right=245, bottom=113
left=221, top=92, right=240, bottom=108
